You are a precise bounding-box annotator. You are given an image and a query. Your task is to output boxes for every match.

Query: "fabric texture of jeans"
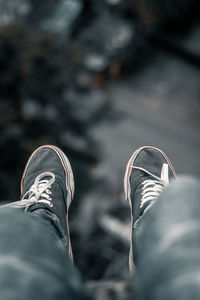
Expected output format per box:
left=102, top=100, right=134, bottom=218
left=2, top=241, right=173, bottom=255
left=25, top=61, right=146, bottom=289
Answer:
left=0, top=206, right=87, bottom=300
left=134, top=176, right=200, bottom=300
left=1, top=176, right=200, bottom=299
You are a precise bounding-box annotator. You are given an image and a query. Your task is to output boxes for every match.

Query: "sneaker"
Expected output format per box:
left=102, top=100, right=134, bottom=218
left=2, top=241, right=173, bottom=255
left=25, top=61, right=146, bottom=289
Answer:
left=124, top=146, right=176, bottom=271
left=17, top=145, right=74, bottom=260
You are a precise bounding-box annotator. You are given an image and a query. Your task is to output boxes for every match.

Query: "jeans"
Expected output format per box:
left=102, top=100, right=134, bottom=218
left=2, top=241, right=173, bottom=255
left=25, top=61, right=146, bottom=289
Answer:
left=0, top=207, right=87, bottom=300
left=134, top=176, right=200, bottom=300
left=0, top=176, right=200, bottom=299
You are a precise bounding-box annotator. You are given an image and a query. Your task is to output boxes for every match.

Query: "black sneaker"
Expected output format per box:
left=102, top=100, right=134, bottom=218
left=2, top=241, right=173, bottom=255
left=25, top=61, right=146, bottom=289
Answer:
left=124, top=146, right=176, bottom=271
left=19, top=145, right=74, bottom=260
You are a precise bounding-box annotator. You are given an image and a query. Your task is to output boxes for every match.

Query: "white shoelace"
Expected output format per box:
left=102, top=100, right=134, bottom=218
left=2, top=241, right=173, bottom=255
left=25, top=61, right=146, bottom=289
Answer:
left=22, top=172, right=55, bottom=207
left=133, top=163, right=169, bottom=209
left=2, top=172, right=55, bottom=210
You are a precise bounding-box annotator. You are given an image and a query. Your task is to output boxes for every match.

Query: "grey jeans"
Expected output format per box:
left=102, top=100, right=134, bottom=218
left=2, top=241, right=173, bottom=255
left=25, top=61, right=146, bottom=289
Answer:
left=0, top=176, right=199, bottom=299
left=0, top=206, right=87, bottom=300
left=134, top=176, right=200, bottom=300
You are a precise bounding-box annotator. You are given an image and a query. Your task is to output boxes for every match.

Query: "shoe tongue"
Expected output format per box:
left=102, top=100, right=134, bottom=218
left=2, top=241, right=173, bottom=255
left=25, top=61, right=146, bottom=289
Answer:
left=139, top=198, right=154, bottom=216
left=35, top=177, right=53, bottom=200
left=138, top=181, right=152, bottom=215
left=39, top=176, right=52, bottom=182
left=161, top=163, right=169, bottom=186
left=38, top=175, right=55, bottom=188
left=132, top=179, right=156, bottom=222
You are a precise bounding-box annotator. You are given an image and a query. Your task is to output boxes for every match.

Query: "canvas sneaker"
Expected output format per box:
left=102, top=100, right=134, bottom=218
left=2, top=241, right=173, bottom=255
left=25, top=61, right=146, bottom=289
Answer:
left=124, top=146, right=176, bottom=271
left=8, top=145, right=74, bottom=261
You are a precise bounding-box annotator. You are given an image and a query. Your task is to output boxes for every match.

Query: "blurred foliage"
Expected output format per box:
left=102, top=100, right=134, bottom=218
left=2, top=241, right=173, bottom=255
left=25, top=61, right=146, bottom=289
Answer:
left=133, top=0, right=199, bottom=30
left=0, top=0, right=115, bottom=201
left=0, top=24, right=106, bottom=199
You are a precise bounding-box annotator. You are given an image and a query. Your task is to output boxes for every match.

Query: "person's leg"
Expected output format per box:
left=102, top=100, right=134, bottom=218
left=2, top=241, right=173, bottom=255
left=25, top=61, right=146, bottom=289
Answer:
left=1, top=145, right=87, bottom=300
left=124, top=146, right=200, bottom=299
left=134, top=176, right=200, bottom=300
left=0, top=206, right=85, bottom=300
left=124, top=145, right=176, bottom=270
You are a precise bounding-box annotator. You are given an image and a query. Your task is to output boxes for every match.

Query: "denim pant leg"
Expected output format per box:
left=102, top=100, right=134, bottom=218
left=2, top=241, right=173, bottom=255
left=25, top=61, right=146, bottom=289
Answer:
left=0, top=206, right=87, bottom=300
left=133, top=176, right=200, bottom=300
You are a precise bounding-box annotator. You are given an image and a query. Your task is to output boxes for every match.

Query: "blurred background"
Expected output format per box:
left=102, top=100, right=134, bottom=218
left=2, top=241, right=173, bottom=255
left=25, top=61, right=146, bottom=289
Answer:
left=0, top=0, right=200, bottom=298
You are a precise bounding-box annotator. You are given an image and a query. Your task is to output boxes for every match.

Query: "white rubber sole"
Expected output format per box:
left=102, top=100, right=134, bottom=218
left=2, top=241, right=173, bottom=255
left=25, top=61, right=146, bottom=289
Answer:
left=124, top=146, right=176, bottom=272
left=20, top=144, right=75, bottom=262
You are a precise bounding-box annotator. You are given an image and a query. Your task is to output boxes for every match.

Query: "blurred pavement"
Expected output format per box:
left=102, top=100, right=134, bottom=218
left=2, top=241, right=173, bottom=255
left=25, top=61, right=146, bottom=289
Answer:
left=92, top=48, right=200, bottom=193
